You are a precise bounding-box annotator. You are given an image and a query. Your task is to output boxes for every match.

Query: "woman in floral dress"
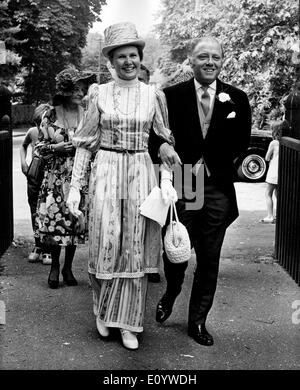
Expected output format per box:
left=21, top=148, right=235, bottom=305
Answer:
left=35, top=67, right=96, bottom=289
left=67, top=23, right=178, bottom=350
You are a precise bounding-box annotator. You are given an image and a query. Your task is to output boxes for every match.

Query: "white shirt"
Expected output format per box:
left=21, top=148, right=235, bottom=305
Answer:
left=194, top=79, right=217, bottom=110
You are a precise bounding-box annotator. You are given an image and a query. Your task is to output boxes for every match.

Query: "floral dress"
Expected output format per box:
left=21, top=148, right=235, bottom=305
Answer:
left=35, top=106, right=89, bottom=247
left=71, top=78, right=174, bottom=332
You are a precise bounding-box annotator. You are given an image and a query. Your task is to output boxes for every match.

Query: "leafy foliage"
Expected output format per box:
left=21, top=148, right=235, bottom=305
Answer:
left=0, top=0, right=23, bottom=81
left=156, top=0, right=299, bottom=128
left=81, top=32, right=104, bottom=74
left=7, top=0, right=106, bottom=103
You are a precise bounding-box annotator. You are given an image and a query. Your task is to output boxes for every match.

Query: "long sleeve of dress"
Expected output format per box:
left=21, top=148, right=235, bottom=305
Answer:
left=70, top=147, right=92, bottom=191
left=72, top=83, right=101, bottom=153
left=148, top=89, right=175, bottom=164
left=152, top=88, right=175, bottom=146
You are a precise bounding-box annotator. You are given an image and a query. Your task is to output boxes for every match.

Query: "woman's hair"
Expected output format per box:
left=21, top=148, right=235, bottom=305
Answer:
left=33, top=103, right=52, bottom=126
left=108, top=45, right=144, bottom=63
left=270, top=120, right=283, bottom=140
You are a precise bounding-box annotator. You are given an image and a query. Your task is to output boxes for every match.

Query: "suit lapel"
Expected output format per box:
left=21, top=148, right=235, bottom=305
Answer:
left=207, top=79, right=226, bottom=139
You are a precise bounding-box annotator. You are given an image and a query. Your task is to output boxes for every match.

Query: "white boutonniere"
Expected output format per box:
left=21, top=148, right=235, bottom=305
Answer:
left=218, top=92, right=231, bottom=103
left=227, top=111, right=236, bottom=118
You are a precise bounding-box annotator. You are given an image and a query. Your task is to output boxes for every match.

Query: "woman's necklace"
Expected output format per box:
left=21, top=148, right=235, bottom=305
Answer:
left=62, top=106, right=80, bottom=140
left=112, top=81, right=141, bottom=117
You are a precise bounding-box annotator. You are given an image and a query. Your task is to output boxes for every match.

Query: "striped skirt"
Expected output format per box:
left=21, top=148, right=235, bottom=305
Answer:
left=87, top=149, right=161, bottom=332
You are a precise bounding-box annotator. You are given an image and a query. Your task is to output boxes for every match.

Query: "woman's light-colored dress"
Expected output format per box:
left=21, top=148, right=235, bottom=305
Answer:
left=266, top=139, right=279, bottom=185
left=72, top=78, right=174, bottom=332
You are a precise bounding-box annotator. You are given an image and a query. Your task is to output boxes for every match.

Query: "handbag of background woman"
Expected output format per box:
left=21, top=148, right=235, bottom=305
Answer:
left=26, top=154, right=45, bottom=183
left=164, top=201, right=191, bottom=264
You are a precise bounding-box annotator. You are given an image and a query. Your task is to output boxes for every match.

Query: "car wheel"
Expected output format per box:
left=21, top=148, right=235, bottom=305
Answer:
left=237, top=153, right=267, bottom=182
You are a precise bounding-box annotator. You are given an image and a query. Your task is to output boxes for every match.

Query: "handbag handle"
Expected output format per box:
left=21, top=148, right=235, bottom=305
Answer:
left=169, top=201, right=180, bottom=247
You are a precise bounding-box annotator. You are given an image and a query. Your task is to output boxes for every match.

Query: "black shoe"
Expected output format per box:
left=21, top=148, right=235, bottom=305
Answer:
left=148, top=273, right=161, bottom=283
left=156, top=294, right=174, bottom=323
left=62, top=269, right=78, bottom=286
left=48, top=268, right=59, bottom=289
left=188, top=324, right=214, bottom=346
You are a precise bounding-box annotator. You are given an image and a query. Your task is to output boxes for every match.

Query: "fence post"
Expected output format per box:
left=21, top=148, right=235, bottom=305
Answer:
left=0, top=85, right=13, bottom=256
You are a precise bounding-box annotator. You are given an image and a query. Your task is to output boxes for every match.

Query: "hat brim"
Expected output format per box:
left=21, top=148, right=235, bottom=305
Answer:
left=73, top=72, right=97, bottom=84
left=102, top=40, right=145, bottom=58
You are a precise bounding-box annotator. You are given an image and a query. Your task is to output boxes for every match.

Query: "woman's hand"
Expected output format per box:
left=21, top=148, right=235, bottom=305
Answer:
left=160, top=179, right=178, bottom=204
left=66, top=187, right=81, bottom=217
left=159, top=143, right=181, bottom=169
left=52, top=141, right=74, bottom=155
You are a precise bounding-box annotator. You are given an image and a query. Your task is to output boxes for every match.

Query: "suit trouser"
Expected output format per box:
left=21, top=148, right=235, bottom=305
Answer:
left=162, top=180, right=231, bottom=326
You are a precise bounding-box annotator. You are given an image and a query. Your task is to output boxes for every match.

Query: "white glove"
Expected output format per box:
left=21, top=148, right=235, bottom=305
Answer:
left=160, top=166, right=178, bottom=204
left=67, top=186, right=81, bottom=217
left=70, top=147, right=92, bottom=191
left=161, top=179, right=178, bottom=204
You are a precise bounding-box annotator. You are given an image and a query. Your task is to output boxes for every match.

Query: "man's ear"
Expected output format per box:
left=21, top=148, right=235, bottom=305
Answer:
left=188, top=56, right=194, bottom=68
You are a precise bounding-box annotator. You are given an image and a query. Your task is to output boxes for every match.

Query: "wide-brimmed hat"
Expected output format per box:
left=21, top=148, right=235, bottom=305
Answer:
left=54, top=67, right=97, bottom=97
left=102, top=22, right=145, bottom=58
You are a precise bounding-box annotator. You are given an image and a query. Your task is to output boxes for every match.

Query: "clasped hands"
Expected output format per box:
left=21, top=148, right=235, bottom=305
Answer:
left=52, top=141, right=74, bottom=155
left=159, top=142, right=181, bottom=205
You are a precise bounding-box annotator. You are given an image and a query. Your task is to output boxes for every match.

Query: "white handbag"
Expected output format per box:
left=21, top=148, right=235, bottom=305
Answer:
left=164, top=201, right=191, bottom=264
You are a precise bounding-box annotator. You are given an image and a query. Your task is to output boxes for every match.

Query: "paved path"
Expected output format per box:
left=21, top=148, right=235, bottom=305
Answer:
left=1, top=133, right=298, bottom=371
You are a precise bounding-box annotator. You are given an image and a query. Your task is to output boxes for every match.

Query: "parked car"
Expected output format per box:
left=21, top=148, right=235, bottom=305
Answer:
left=234, top=129, right=272, bottom=182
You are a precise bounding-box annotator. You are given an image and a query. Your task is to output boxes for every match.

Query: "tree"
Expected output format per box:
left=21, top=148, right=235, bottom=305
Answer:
left=142, top=34, right=167, bottom=75
left=81, top=32, right=103, bottom=73
left=0, top=0, right=23, bottom=81
left=8, top=0, right=106, bottom=103
left=156, top=0, right=299, bottom=128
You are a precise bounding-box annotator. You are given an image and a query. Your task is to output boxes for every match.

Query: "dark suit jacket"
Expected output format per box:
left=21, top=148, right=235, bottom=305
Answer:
left=149, top=77, right=251, bottom=225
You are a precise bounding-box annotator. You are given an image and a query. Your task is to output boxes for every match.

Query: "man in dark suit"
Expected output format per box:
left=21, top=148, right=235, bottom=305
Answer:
left=151, top=36, right=251, bottom=346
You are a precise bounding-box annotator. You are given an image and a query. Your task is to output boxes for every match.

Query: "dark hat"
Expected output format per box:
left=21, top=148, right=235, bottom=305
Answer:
left=54, top=67, right=97, bottom=97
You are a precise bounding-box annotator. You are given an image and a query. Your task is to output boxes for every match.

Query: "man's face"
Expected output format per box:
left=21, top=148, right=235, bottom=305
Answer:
left=190, top=39, right=223, bottom=86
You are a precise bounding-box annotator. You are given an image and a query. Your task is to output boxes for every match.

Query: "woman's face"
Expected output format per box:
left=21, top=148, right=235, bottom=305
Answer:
left=70, top=81, right=87, bottom=105
left=111, top=45, right=141, bottom=80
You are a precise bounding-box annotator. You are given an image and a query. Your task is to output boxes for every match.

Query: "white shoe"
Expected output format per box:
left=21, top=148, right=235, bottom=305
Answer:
left=42, top=253, right=52, bottom=265
left=120, top=329, right=138, bottom=350
left=96, top=317, right=109, bottom=337
left=28, top=247, right=42, bottom=263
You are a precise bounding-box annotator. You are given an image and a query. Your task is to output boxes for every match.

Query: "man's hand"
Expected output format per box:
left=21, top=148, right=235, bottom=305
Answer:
left=53, top=141, right=74, bottom=155
left=159, top=143, right=182, bottom=169
left=21, top=162, right=29, bottom=176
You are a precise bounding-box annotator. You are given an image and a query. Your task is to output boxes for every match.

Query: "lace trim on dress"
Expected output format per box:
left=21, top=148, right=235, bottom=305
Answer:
left=88, top=267, right=159, bottom=279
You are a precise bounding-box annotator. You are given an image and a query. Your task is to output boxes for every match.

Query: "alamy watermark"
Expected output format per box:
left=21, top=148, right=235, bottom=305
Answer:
left=292, top=300, right=300, bottom=325
left=90, top=161, right=205, bottom=211
left=0, top=300, right=5, bottom=325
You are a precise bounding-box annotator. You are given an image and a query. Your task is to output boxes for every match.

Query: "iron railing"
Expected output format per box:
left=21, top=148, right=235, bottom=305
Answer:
left=0, top=115, right=13, bottom=256
left=275, top=137, right=300, bottom=286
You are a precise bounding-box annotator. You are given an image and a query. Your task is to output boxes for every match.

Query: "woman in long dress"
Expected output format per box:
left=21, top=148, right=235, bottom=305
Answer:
left=67, top=22, right=178, bottom=350
left=35, top=67, right=96, bottom=288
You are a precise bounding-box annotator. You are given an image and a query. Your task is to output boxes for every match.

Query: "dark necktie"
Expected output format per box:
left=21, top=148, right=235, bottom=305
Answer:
left=201, top=87, right=210, bottom=117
